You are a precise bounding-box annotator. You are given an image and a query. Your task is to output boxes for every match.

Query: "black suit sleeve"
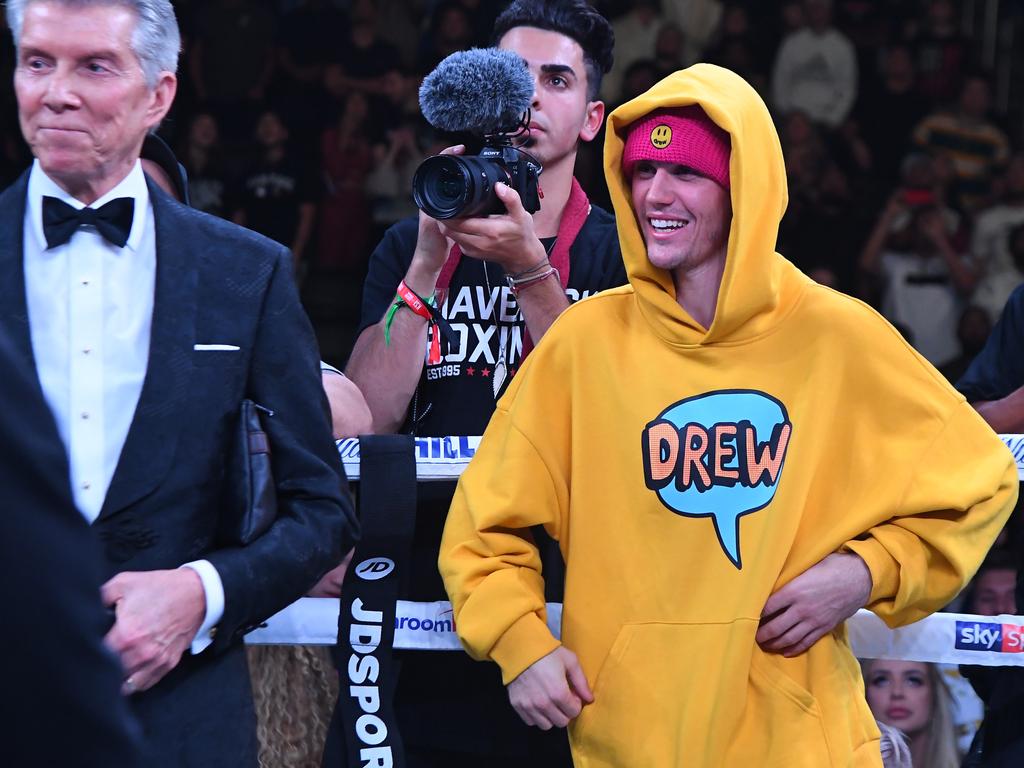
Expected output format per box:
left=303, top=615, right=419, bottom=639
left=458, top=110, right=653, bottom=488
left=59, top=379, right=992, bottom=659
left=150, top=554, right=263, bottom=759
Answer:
left=0, top=333, right=143, bottom=767
left=206, top=247, right=359, bottom=649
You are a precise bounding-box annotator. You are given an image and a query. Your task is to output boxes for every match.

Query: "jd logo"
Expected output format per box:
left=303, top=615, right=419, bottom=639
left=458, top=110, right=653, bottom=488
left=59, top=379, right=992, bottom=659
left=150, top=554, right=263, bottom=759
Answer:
left=355, top=557, right=396, bottom=581
left=650, top=124, right=673, bottom=149
left=640, top=390, right=792, bottom=568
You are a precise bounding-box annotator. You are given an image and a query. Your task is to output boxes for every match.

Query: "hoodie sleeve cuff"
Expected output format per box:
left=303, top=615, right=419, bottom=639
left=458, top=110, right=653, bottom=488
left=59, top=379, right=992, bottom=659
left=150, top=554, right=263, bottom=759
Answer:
left=489, top=612, right=562, bottom=685
left=841, top=538, right=897, bottom=608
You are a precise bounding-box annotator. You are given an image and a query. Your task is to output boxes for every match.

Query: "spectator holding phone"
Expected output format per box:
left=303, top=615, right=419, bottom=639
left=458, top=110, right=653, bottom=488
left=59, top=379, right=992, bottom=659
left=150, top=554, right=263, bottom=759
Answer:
left=860, top=192, right=978, bottom=367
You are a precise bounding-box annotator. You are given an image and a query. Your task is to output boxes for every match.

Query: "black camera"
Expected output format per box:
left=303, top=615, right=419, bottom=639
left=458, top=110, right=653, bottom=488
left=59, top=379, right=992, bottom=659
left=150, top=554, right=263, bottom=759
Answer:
left=413, top=142, right=542, bottom=220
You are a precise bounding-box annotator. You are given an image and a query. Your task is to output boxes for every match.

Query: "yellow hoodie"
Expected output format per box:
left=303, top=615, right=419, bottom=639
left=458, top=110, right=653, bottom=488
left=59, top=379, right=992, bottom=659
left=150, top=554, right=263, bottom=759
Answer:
left=439, top=65, right=1017, bottom=767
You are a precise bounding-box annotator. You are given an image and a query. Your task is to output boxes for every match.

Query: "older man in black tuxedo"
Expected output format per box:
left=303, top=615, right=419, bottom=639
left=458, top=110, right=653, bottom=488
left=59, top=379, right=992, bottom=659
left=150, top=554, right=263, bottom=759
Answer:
left=1, top=1, right=358, bottom=765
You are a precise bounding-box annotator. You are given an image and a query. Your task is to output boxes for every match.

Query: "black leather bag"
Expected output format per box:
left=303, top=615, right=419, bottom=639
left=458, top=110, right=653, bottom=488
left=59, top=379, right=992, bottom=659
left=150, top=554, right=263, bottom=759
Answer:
left=221, top=399, right=277, bottom=546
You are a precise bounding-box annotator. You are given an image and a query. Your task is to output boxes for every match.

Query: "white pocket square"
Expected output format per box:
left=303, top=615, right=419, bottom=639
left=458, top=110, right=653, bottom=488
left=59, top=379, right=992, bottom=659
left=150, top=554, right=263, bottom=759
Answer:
left=194, top=344, right=240, bottom=351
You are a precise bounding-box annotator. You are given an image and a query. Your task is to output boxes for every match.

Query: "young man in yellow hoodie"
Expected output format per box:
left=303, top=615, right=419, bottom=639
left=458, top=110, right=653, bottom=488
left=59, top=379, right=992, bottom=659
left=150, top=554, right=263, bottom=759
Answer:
left=439, top=64, right=1019, bottom=767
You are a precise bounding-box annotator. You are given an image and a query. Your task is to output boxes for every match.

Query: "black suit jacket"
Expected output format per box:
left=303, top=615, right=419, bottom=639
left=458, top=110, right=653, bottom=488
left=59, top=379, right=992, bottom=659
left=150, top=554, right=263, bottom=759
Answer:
left=0, top=330, right=144, bottom=768
left=0, top=171, right=358, bottom=767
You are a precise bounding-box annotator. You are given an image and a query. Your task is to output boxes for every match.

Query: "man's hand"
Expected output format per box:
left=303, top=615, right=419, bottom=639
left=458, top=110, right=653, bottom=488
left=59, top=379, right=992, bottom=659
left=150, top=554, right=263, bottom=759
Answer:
left=756, top=552, right=872, bottom=657
left=507, top=646, right=594, bottom=730
left=411, top=208, right=449, bottom=272
left=307, top=549, right=354, bottom=598
left=101, top=569, right=207, bottom=695
left=404, top=145, right=465, bottom=295
left=439, top=182, right=549, bottom=275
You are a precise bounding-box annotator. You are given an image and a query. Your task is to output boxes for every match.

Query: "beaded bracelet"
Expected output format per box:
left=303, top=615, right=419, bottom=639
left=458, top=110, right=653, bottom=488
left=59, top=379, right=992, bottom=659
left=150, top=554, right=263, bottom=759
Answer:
left=506, top=266, right=560, bottom=296
left=506, top=255, right=552, bottom=280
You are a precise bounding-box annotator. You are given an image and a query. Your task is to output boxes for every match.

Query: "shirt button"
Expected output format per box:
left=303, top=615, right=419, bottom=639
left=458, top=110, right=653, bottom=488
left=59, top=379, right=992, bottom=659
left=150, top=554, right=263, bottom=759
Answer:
left=81, top=412, right=89, bottom=420
left=82, top=348, right=92, bottom=355
left=82, top=481, right=91, bottom=490
left=81, top=279, right=90, bottom=286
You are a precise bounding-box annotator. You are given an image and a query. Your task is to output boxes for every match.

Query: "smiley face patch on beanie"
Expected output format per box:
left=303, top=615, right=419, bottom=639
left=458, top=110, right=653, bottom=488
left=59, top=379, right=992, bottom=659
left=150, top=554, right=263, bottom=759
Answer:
left=650, top=124, right=673, bottom=149
left=623, top=106, right=732, bottom=188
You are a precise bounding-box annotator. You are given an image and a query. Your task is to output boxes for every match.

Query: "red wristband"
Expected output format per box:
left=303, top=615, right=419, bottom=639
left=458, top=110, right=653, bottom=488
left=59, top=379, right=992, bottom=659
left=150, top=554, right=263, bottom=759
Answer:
left=396, top=280, right=434, bottom=321
left=396, top=281, right=443, bottom=365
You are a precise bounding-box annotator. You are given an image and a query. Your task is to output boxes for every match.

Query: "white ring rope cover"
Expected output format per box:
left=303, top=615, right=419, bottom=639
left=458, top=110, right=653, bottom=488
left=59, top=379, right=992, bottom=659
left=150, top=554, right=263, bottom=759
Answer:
left=244, top=435, right=1024, bottom=666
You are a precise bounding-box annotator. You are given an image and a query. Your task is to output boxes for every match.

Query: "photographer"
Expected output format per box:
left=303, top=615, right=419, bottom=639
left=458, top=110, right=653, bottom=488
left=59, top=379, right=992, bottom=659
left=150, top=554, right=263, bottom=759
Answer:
left=344, top=1, right=621, bottom=764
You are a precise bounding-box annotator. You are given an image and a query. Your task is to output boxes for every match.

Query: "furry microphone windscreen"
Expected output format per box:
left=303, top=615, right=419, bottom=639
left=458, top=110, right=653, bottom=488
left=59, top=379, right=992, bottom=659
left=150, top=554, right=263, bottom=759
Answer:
left=419, top=48, right=534, bottom=135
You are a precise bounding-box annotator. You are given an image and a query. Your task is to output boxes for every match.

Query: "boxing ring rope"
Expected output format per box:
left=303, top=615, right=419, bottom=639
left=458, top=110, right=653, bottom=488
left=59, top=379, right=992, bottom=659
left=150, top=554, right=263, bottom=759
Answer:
left=245, top=435, right=1024, bottom=666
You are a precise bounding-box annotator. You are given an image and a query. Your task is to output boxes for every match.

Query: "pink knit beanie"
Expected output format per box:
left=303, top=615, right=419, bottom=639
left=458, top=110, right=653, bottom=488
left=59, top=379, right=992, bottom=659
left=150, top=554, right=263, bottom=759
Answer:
left=622, top=106, right=731, bottom=188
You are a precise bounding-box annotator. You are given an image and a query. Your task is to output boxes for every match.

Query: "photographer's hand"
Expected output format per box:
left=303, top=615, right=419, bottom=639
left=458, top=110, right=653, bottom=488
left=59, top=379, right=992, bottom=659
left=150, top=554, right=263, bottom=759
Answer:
left=405, top=209, right=449, bottom=294
left=406, top=145, right=464, bottom=294
left=440, top=183, right=570, bottom=341
left=346, top=147, right=463, bottom=433
left=440, top=182, right=547, bottom=273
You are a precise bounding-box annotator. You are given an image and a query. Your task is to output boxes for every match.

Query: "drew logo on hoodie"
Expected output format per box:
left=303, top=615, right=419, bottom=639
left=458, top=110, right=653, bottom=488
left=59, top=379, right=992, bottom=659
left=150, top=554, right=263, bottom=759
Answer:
left=641, top=390, right=792, bottom=568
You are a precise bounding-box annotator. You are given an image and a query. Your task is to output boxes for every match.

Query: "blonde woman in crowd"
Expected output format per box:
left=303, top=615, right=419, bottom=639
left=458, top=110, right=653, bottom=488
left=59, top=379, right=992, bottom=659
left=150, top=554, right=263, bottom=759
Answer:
left=862, top=659, right=961, bottom=768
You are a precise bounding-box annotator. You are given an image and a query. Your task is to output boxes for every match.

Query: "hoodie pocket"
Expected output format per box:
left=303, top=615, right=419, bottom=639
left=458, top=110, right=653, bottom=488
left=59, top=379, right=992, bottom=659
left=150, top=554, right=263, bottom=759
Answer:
left=725, top=648, right=834, bottom=766
left=570, top=622, right=834, bottom=768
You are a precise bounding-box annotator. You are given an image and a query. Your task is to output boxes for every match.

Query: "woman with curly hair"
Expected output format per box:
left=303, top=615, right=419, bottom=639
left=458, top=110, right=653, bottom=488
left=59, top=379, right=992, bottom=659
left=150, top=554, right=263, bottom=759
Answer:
left=248, top=642, right=340, bottom=767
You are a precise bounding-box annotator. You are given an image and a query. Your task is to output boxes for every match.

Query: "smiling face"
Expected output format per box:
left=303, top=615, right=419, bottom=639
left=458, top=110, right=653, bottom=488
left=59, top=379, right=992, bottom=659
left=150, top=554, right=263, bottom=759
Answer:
left=863, top=660, right=933, bottom=738
left=631, top=159, right=732, bottom=280
left=497, top=26, right=603, bottom=171
left=14, top=1, right=176, bottom=203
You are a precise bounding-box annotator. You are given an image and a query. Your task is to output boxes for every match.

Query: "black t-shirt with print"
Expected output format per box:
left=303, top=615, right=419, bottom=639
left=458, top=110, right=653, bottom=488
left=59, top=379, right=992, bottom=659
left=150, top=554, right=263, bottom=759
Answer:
left=235, top=153, right=318, bottom=249
left=359, top=205, right=626, bottom=437
left=356, top=205, right=625, bottom=757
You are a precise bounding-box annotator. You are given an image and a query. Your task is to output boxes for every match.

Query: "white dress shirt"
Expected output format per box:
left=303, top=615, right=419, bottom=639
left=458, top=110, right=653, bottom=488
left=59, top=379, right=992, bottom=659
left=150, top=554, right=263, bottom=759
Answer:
left=24, top=160, right=223, bottom=653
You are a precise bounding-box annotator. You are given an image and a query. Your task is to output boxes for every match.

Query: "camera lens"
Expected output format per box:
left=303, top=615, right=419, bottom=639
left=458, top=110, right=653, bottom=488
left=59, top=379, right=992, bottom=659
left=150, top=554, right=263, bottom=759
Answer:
left=437, top=167, right=464, bottom=202
left=413, top=154, right=508, bottom=219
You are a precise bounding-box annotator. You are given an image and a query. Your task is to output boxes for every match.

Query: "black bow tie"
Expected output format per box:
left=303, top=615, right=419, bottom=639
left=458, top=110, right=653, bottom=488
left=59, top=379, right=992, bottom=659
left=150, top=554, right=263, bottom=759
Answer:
left=42, top=195, right=135, bottom=250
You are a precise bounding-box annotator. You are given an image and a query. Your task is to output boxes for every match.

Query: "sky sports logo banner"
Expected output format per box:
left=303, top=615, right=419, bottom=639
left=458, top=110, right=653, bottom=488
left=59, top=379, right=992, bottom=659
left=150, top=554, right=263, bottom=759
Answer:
left=955, top=620, right=1024, bottom=653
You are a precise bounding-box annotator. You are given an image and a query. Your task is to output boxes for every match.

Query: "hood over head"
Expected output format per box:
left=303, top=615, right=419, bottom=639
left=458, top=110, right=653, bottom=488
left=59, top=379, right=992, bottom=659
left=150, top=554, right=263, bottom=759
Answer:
left=605, top=64, right=795, bottom=346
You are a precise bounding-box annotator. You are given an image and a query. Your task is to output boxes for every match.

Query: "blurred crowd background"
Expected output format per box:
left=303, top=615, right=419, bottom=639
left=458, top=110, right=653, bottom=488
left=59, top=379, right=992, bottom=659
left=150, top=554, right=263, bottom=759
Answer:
left=2, top=2, right=1023, bottom=765
left=2, top=0, right=1022, bottom=376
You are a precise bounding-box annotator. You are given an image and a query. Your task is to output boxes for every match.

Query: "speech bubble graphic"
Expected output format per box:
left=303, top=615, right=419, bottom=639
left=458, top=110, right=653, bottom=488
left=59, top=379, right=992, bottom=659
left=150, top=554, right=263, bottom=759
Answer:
left=641, top=390, right=792, bottom=568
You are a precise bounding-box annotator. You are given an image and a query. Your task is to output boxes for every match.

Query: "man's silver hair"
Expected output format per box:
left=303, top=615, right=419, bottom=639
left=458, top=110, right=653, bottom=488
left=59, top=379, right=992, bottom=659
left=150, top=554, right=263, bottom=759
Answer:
left=6, top=0, right=180, bottom=87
